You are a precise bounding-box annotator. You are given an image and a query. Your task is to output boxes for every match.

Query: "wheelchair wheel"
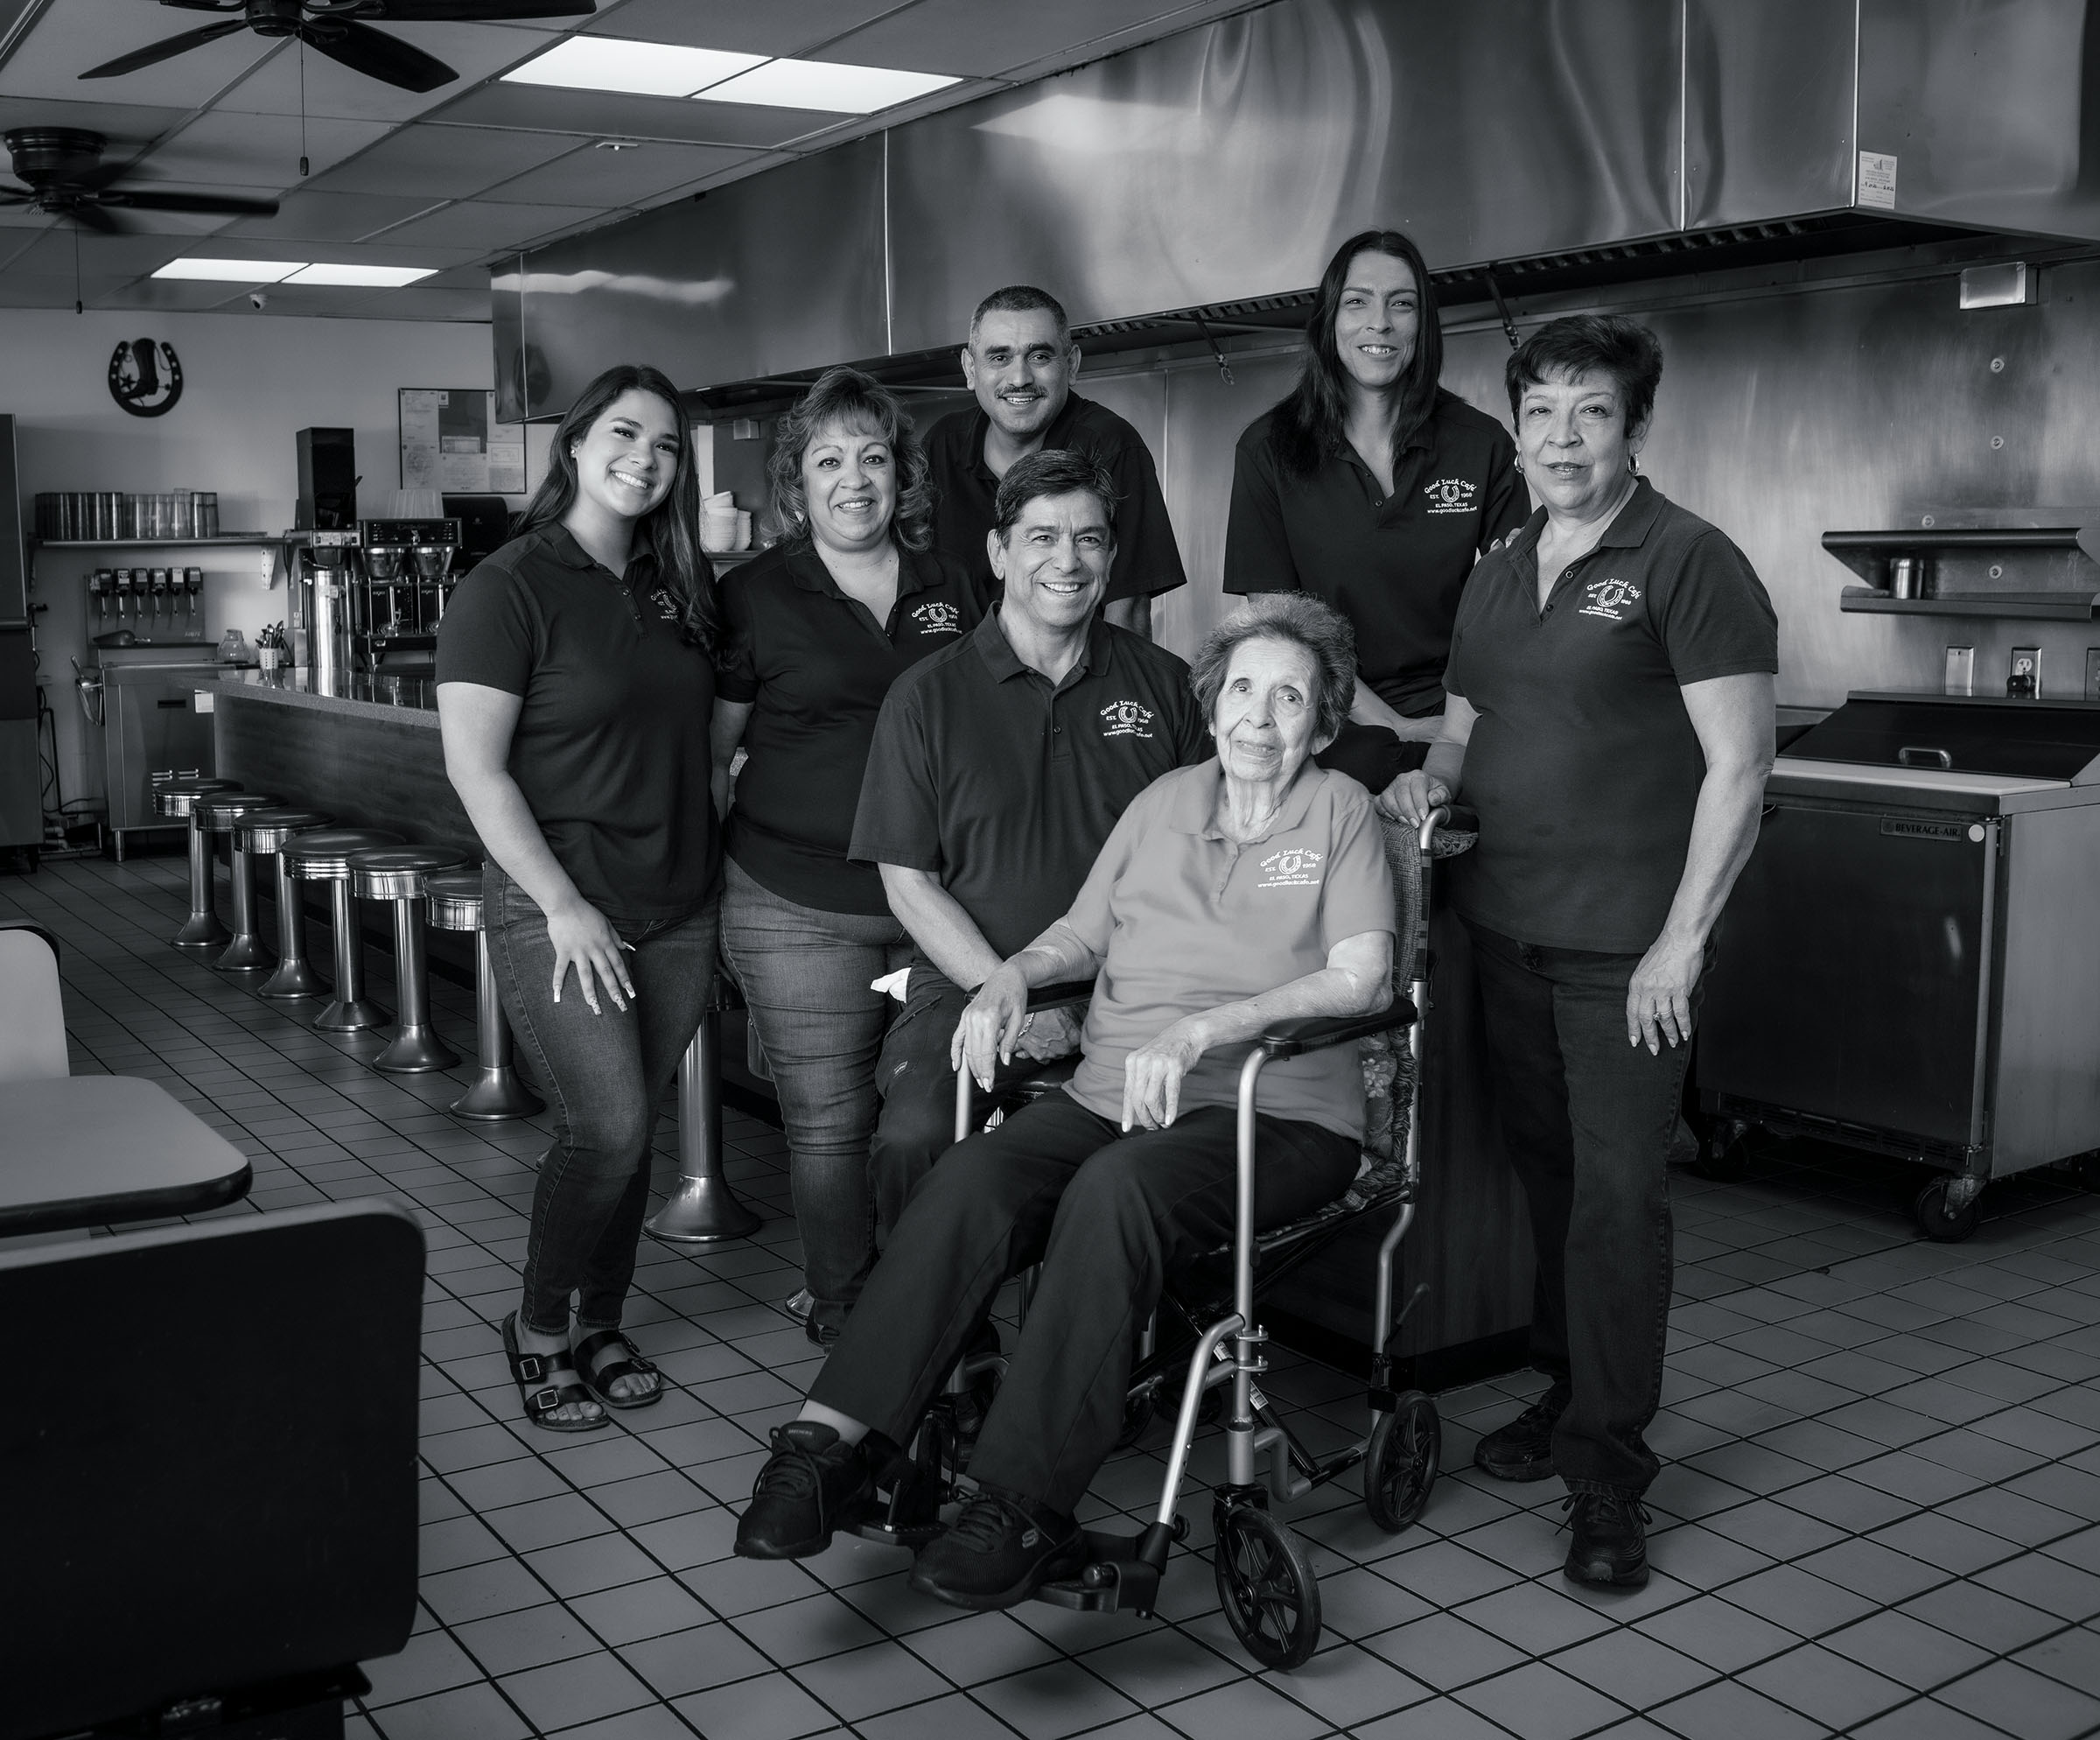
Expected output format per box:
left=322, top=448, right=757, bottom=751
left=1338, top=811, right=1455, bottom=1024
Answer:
left=1114, top=1381, right=1157, bottom=1449
left=1364, top=1392, right=1440, bottom=1533
left=1214, top=1504, right=1322, bottom=1669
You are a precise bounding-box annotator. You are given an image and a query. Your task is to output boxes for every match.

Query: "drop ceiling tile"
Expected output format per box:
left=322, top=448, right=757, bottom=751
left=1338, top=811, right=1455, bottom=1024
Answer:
left=2, top=228, right=189, bottom=275
left=219, top=190, right=440, bottom=242
left=440, top=81, right=837, bottom=147
left=0, top=0, right=277, bottom=107
left=370, top=198, right=602, bottom=250
left=215, top=24, right=552, bottom=124
left=307, top=123, right=584, bottom=200
left=86, top=276, right=249, bottom=312
left=480, top=138, right=746, bottom=204
left=125, top=113, right=391, bottom=189
left=995, top=0, right=1249, bottom=84
left=816, top=0, right=1189, bottom=76
left=345, top=283, right=492, bottom=322
left=0, top=276, right=146, bottom=309
left=584, top=0, right=906, bottom=56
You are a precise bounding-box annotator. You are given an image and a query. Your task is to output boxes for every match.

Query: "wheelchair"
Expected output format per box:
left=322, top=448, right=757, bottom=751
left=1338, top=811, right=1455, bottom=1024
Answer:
left=843, top=805, right=1473, bottom=1670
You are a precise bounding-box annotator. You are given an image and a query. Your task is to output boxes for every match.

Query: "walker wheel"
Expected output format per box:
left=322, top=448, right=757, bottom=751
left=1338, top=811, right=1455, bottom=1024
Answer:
left=1214, top=1503, right=1322, bottom=1669
left=1364, top=1392, right=1441, bottom=1533
left=1114, top=1382, right=1157, bottom=1449
left=1914, top=1175, right=1980, bottom=1242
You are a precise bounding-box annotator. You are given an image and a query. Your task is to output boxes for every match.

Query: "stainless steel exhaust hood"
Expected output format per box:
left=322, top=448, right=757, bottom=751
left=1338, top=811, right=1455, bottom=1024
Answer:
left=497, top=0, right=2100, bottom=420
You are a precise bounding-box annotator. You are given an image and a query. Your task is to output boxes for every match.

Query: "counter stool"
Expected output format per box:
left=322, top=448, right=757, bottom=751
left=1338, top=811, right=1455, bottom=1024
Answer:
left=425, top=870, right=542, bottom=1120
left=350, top=846, right=466, bottom=1073
left=194, top=792, right=282, bottom=974
left=241, top=808, right=335, bottom=1000
left=648, top=979, right=760, bottom=1244
left=155, top=777, right=238, bottom=951
left=284, top=829, right=403, bottom=1034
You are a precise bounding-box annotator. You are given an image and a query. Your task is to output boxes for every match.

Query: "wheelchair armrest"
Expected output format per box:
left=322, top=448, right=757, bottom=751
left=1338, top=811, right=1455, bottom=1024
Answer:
left=1256, top=996, right=1418, bottom=1061
left=1026, top=979, right=1096, bottom=1014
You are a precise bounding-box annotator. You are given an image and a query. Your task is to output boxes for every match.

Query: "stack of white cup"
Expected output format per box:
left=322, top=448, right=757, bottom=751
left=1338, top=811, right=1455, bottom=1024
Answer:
left=701, top=490, right=749, bottom=553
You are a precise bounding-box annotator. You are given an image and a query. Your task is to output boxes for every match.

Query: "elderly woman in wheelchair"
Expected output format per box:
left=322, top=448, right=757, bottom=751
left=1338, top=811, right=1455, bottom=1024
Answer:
left=736, top=593, right=1419, bottom=1640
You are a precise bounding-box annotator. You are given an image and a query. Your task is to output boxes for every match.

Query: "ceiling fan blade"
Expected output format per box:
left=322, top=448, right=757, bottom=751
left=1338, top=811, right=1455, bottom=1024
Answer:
left=362, top=0, right=594, bottom=18
left=79, top=18, right=249, bottom=80
left=0, top=190, right=29, bottom=206
left=69, top=200, right=119, bottom=233
left=102, top=188, right=282, bottom=217
left=299, top=18, right=456, bottom=92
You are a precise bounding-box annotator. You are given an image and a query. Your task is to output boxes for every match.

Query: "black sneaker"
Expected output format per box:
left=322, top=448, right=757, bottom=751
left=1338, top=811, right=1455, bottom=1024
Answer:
left=1562, top=1491, right=1651, bottom=1589
left=1472, top=1386, right=1569, bottom=1482
left=908, top=1484, right=1086, bottom=1611
left=734, top=1422, right=875, bottom=1560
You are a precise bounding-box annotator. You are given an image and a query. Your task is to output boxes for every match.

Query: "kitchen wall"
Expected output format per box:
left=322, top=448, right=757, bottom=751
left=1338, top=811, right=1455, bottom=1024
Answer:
left=1, top=307, right=550, bottom=809
left=1087, top=249, right=2100, bottom=711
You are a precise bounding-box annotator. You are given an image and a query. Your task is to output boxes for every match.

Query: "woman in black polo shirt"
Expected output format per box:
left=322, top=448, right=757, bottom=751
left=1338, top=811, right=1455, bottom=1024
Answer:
left=713, top=368, right=982, bottom=1344
left=1390, top=316, right=1776, bottom=1589
left=438, top=362, right=719, bottom=1432
left=1224, top=228, right=1528, bottom=800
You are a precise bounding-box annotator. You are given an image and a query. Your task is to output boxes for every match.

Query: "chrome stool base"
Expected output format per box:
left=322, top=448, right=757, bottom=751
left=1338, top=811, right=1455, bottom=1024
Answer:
left=373, top=1024, right=459, bottom=1075
left=452, top=1068, right=543, bottom=1121
left=214, top=930, right=276, bottom=974
left=648, top=1010, right=760, bottom=1244
left=426, top=876, right=541, bottom=1121
left=259, top=958, right=329, bottom=1000
left=173, top=912, right=232, bottom=951
left=316, top=995, right=391, bottom=1034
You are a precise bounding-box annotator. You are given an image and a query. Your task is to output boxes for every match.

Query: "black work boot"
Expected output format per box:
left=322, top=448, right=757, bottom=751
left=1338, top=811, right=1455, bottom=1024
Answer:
left=1562, top=1491, right=1652, bottom=1589
left=1472, top=1385, right=1570, bottom=1482
left=734, top=1421, right=876, bottom=1560
left=908, top=1483, right=1086, bottom=1611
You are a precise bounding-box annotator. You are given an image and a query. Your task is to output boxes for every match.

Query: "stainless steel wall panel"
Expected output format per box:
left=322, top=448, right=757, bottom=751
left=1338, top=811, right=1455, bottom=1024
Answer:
left=1856, top=0, right=2100, bottom=241
left=885, top=0, right=1682, bottom=354
left=518, top=138, right=888, bottom=417
left=489, top=258, right=527, bottom=425
left=1992, top=803, right=2100, bottom=1171
left=1684, top=0, right=1858, bottom=228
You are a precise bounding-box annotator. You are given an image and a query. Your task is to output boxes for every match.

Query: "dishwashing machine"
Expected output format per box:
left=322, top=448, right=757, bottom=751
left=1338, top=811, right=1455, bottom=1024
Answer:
left=1696, top=691, right=2100, bottom=1238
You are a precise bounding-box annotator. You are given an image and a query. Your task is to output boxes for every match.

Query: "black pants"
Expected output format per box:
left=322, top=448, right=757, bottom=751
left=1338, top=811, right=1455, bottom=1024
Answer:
left=867, top=958, right=1060, bottom=1238
left=808, top=1091, right=1358, bottom=1515
left=1466, top=921, right=1707, bottom=1496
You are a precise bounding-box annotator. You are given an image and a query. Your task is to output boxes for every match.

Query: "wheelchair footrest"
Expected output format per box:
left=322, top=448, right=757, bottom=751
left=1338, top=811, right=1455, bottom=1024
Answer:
left=1032, top=1528, right=1165, bottom=1617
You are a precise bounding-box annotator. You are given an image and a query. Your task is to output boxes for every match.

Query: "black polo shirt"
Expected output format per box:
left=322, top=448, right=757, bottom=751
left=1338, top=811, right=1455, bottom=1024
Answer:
left=1445, top=478, right=1778, bottom=954
left=717, top=540, right=984, bottom=916
left=436, top=524, right=718, bottom=923
left=850, top=608, right=1208, bottom=961
left=924, top=392, right=1188, bottom=607
left=1222, top=389, right=1528, bottom=716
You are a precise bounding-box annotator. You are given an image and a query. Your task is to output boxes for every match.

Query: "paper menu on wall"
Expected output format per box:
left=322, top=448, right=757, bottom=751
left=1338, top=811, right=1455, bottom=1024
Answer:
left=399, top=389, right=526, bottom=495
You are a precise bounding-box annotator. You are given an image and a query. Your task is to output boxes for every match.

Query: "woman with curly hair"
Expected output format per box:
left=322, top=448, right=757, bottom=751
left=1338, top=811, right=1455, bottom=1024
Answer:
left=713, top=366, right=984, bottom=1343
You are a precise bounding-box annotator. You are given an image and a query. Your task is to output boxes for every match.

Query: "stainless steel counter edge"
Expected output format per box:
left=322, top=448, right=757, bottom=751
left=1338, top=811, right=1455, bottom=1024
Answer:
left=210, top=670, right=439, bottom=729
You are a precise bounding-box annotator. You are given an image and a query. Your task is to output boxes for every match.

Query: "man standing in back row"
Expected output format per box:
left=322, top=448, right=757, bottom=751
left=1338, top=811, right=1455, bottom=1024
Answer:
left=925, top=285, right=1187, bottom=639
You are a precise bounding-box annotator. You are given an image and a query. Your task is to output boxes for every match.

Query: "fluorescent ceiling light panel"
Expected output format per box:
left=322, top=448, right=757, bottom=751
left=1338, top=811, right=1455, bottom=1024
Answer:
left=694, top=58, right=959, bottom=113
left=152, top=257, right=305, bottom=282
left=502, top=37, right=764, bottom=98
left=282, top=263, right=437, bottom=287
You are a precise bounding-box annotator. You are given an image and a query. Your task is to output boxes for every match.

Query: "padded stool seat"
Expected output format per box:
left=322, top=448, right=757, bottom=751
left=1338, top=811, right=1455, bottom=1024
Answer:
left=196, top=793, right=281, bottom=974
left=286, top=828, right=403, bottom=1033
left=241, top=808, right=335, bottom=1000
left=156, top=777, right=238, bottom=951
left=425, top=869, right=542, bottom=1120
left=351, top=846, right=467, bottom=1074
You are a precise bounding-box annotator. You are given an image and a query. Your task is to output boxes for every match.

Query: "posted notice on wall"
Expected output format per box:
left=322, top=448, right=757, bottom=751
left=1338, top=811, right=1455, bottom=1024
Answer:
left=399, top=389, right=527, bottom=494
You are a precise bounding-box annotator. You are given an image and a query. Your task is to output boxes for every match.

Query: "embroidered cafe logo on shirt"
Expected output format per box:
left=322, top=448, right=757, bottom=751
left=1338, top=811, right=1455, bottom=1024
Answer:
left=912, top=600, right=962, bottom=635
left=1256, top=847, right=1323, bottom=888
left=1099, top=700, right=1155, bottom=739
left=651, top=588, right=680, bottom=622
left=1422, top=476, right=1479, bottom=515
left=1579, top=578, right=1643, bottom=621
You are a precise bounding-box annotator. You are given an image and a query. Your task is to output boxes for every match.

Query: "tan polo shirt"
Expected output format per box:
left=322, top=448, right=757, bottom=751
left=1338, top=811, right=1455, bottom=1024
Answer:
left=1060, top=761, right=1396, bottom=1140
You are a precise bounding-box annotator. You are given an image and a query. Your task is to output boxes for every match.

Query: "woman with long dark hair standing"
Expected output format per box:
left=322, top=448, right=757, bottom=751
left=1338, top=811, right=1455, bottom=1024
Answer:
left=1223, top=228, right=1529, bottom=806
left=438, top=363, right=719, bottom=1431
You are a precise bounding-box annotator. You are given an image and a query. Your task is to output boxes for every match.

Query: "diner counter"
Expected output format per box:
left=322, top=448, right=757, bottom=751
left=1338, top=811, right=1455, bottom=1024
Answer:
left=211, top=667, right=440, bottom=728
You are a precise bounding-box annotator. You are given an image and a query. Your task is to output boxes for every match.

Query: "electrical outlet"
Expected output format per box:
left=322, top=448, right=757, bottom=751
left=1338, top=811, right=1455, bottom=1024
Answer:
left=2009, top=645, right=2040, bottom=698
left=2085, top=648, right=2100, bottom=701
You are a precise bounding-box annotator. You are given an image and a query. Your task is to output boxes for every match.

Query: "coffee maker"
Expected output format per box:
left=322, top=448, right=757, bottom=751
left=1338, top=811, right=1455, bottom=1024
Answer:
left=353, top=518, right=460, bottom=673
left=292, top=529, right=358, bottom=685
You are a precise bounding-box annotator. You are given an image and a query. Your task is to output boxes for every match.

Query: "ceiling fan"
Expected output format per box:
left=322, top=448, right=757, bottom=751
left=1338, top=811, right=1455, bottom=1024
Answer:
left=0, top=128, right=279, bottom=230
left=81, top=0, right=597, bottom=95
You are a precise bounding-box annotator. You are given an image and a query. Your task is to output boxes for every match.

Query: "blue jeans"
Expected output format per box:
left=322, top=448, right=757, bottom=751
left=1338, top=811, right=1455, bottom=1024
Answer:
left=719, top=858, right=911, bottom=1332
left=486, top=863, right=720, bottom=1337
left=1466, top=921, right=1708, bottom=1496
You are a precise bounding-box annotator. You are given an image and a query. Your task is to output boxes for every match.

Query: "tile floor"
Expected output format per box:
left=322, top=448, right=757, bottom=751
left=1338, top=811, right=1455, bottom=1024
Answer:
left=8, top=849, right=2100, bottom=1740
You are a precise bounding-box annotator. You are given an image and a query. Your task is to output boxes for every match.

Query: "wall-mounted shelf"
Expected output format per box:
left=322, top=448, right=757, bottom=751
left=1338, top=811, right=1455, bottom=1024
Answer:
left=1839, top=586, right=2100, bottom=621
left=29, top=536, right=284, bottom=551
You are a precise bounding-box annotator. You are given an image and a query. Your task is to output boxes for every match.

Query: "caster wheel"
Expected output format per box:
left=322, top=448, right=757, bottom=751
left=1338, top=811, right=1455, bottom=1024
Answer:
left=1365, top=1392, right=1441, bottom=1533
left=1689, top=1125, right=1751, bottom=1182
left=1914, top=1176, right=1980, bottom=1242
left=1214, top=1503, right=1322, bottom=1669
left=2071, top=1153, right=2100, bottom=1193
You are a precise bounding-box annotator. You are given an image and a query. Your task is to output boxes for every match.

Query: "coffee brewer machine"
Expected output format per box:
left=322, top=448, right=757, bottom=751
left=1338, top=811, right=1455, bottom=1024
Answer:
left=352, top=518, right=460, bottom=674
